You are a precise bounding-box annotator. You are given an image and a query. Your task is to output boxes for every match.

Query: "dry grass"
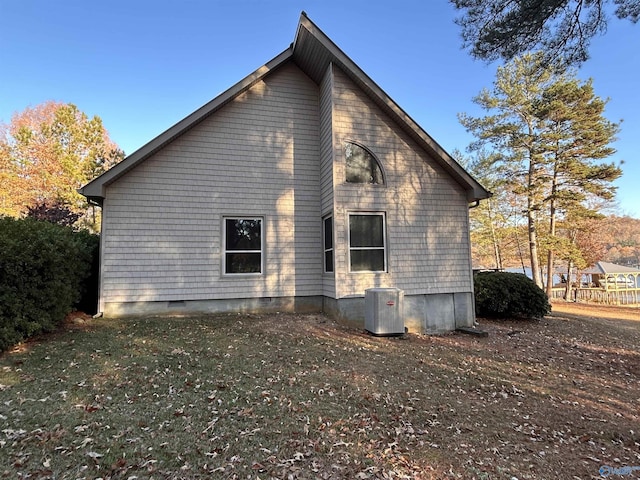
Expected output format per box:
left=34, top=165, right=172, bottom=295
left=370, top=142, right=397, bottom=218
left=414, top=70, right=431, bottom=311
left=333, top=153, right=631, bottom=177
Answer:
left=0, top=304, right=638, bottom=479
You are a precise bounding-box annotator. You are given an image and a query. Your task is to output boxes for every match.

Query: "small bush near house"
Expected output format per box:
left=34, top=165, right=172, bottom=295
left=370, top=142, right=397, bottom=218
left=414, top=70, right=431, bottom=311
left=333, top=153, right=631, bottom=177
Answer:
left=0, top=217, right=96, bottom=351
left=474, top=271, right=551, bottom=318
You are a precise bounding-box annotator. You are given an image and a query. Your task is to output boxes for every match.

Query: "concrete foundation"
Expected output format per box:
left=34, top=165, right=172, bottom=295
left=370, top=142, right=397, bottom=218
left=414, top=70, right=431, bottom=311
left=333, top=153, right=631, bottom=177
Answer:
left=104, top=292, right=475, bottom=334
left=325, top=292, right=475, bottom=334
left=104, top=296, right=324, bottom=317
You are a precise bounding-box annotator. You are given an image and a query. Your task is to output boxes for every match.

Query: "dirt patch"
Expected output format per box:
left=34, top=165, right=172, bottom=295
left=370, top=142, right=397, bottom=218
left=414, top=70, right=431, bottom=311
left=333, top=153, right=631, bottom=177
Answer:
left=551, top=300, right=640, bottom=321
left=62, top=310, right=94, bottom=328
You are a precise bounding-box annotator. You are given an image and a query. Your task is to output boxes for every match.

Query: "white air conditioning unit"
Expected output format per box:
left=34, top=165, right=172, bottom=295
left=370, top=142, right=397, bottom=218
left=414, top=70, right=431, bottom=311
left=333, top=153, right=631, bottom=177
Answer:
left=365, top=288, right=405, bottom=336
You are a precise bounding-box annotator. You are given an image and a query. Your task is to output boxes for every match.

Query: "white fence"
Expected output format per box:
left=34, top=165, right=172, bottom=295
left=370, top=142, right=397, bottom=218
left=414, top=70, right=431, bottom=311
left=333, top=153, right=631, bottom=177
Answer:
left=551, top=287, right=640, bottom=306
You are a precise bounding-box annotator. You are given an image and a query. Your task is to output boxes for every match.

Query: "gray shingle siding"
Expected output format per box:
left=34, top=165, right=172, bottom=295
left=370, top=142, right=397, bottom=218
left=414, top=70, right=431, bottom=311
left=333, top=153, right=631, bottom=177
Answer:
left=84, top=14, right=487, bottom=330
left=330, top=66, right=473, bottom=299
left=98, top=62, right=473, bottom=317
left=100, top=63, right=322, bottom=306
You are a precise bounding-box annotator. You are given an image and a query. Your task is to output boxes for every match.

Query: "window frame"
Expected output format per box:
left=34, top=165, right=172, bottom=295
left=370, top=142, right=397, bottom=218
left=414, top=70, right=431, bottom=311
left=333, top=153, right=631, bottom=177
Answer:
left=347, top=212, right=387, bottom=273
left=344, top=141, right=385, bottom=185
left=222, top=216, right=264, bottom=276
left=323, top=214, right=334, bottom=273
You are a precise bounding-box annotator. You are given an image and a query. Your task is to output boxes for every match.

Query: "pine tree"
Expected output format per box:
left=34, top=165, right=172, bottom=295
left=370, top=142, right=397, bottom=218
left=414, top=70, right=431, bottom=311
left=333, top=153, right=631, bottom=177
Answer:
left=459, top=53, right=555, bottom=287
left=460, top=53, right=621, bottom=290
left=457, top=149, right=517, bottom=270
left=535, top=77, right=622, bottom=295
left=452, top=0, right=639, bottom=66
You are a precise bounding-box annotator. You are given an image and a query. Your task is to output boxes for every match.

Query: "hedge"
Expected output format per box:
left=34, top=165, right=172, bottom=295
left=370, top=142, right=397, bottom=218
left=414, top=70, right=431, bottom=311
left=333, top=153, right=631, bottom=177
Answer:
left=474, top=271, right=551, bottom=319
left=0, top=217, right=98, bottom=351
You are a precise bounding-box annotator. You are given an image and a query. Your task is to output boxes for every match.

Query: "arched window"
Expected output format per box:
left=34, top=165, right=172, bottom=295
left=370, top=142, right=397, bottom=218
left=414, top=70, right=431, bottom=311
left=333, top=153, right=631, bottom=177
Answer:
left=345, top=142, right=384, bottom=184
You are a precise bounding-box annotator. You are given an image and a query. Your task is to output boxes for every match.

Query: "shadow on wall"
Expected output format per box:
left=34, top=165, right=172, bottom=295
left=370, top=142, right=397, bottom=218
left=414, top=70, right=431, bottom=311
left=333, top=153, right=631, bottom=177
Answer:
left=331, top=65, right=472, bottom=298
left=100, top=63, right=323, bottom=312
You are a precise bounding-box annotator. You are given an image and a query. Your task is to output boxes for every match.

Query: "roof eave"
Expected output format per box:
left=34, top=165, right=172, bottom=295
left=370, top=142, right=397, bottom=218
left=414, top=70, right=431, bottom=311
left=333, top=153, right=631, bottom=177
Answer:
left=80, top=13, right=490, bottom=204
left=79, top=48, right=294, bottom=200
left=292, top=13, right=491, bottom=202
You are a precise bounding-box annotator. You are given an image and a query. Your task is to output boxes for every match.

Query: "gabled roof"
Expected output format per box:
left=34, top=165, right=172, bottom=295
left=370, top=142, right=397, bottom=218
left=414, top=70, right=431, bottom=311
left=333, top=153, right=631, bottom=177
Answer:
left=583, top=261, right=640, bottom=275
left=80, top=12, right=490, bottom=204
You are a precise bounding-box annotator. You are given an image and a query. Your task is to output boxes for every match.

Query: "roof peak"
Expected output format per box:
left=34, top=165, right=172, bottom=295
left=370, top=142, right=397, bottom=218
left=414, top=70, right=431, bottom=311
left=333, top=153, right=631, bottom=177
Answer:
left=80, top=13, right=490, bottom=204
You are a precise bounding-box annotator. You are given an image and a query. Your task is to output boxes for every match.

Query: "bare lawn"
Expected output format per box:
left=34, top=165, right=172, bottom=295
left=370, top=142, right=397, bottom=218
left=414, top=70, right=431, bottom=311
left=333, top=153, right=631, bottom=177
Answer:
left=1, top=303, right=639, bottom=479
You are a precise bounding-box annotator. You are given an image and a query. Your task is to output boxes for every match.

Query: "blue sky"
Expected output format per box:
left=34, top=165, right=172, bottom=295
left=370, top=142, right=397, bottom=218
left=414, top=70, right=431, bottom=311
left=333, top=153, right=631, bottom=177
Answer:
left=1, top=1, right=638, bottom=217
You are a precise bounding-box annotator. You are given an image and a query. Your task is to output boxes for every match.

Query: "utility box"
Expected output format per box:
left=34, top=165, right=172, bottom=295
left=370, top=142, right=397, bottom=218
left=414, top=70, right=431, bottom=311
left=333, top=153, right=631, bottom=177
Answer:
left=365, top=288, right=405, bottom=336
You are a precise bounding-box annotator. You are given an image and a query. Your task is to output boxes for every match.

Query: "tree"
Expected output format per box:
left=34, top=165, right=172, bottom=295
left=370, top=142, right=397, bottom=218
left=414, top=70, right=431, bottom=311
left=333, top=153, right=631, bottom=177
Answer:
left=451, top=0, right=639, bottom=65
left=456, top=148, right=521, bottom=270
left=557, top=206, right=607, bottom=300
left=460, top=53, right=621, bottom=290
left=460, top=53, right=556, bottom=287
left=600, top=215, right=640, bottom=266
left=534, top=77, right=621, bottom=295
left=0, top=101, right=123, bottom=229
left=26, top=201, right=82, bottom=228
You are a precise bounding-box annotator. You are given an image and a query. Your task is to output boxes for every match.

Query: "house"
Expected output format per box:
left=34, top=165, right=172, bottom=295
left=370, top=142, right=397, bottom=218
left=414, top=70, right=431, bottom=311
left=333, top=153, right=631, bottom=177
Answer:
left=551, top=261, right=640, bottom=305
left=80, top=13, right=490, bottom=334
left=581, top=262, right=639, bottom=290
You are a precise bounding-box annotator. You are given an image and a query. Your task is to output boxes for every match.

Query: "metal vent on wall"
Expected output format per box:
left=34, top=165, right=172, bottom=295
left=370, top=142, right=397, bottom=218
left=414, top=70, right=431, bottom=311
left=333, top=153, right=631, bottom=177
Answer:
left=365, top=288, right=405, bottom=336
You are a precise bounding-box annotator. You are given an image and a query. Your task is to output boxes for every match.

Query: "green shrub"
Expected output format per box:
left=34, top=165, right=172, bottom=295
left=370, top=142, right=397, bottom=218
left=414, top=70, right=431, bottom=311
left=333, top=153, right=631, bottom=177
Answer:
left=474, top=271, right=551, bottom=319
left=0, top=217, right=96, bottom=351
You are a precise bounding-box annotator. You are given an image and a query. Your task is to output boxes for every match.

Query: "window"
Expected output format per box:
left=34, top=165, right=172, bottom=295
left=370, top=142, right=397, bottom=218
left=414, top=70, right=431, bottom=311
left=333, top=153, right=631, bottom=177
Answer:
left=224, top=218, right=262, bottom=274
left=349, top=213, right=386, bottom=272
left=345, top=142, right=384, bottom=184
left=323, top=216, right=334, bottom=273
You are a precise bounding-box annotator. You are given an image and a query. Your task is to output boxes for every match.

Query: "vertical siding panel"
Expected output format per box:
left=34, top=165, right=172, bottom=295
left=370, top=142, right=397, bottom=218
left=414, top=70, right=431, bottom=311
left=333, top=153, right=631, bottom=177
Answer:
left=319, top=64, right=334, bottom=214
left=319, top=64, right=336, bottom=298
